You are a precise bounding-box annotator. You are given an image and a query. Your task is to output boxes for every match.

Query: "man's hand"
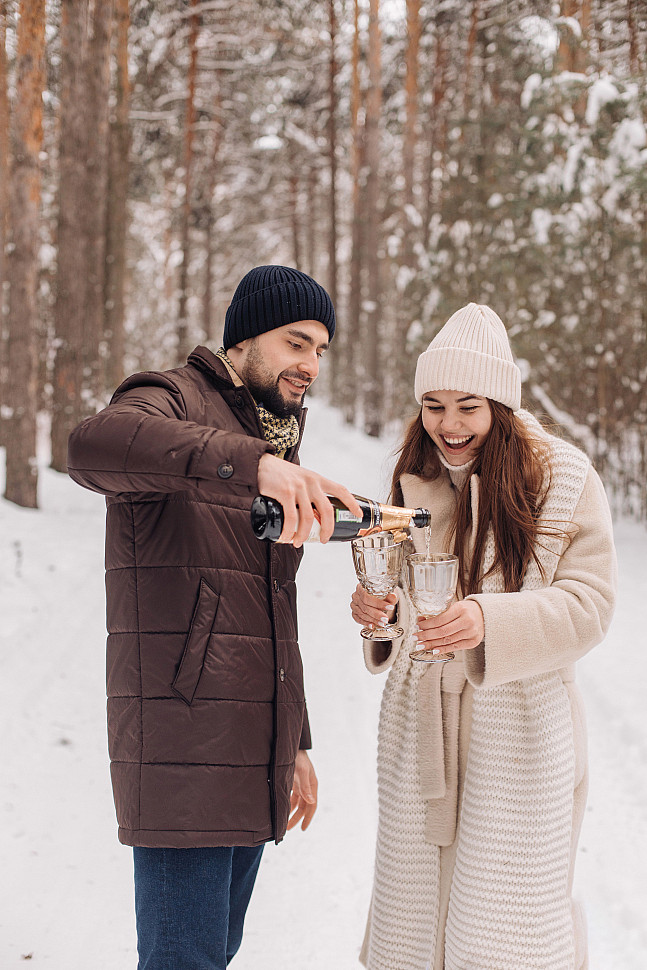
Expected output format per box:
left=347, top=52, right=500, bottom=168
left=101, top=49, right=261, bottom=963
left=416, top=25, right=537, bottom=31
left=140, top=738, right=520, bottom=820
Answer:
left=287, top=750, right=318, bottom=832
left=257, top=454, right=362, bottom=546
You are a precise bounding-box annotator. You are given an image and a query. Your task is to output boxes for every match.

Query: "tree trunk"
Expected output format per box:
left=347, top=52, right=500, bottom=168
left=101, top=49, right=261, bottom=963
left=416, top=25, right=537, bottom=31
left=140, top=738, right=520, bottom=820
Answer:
left=289, top=164, right=301, bottom=270
left=461, top=2, right=485, bottom=200
left=104, top=0, right=131, bottom=393
left=423, top=21, right=447, bottom=246
left=557, top=0, right=588, bottom=74
left=202, top=90, right=223, bottom=346
left=326, top=0, right=337, bottom=304
left=363, top=0, right=382, bottom=438
left=4, top=0, right=45, bottom=508
left=177, top=0, right=199, bottom=364
left=203, top=206, right=215, bottom=344
left=0, top=3, right=7, bottom=288
left=402, top=0, right=420, bottom=210
left=463, top=0, right=481, bottom=118
left=393, top=0, right=421, bottom=405
left=0, top=2, right=9, bottom=439
left=556, top=0, right=589, bottom=119
left=84, top=0, right=113, bottom=394
left=342, top=0, right=364, bottom=423
left=626, top=0, right=641, bottom=77
left=51, top=0, right=85, bottom=472
left=51, top=0, right=113, bottom=472
left=306, top=164, right=317, bottom=279
left=326, top=0, right=340, bottom=393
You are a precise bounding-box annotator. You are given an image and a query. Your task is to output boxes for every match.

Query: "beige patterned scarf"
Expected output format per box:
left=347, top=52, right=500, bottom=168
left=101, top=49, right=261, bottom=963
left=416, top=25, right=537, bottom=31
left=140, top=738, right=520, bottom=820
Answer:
left=216, top=348, right=300, bottom=455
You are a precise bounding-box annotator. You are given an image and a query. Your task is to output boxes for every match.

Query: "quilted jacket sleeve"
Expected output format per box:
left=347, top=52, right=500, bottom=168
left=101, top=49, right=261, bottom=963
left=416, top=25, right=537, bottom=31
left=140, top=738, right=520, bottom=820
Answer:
left=299, top=705, right=312, bottom=750
left=463, top=467, right=617, bottom=688
left=67, top=374, right=273, bottom=497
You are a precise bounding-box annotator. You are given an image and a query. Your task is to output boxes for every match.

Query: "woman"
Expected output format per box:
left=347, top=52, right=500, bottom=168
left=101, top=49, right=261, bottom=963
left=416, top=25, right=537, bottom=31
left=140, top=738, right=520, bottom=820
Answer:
left=350, top=303, right=617, bottom=970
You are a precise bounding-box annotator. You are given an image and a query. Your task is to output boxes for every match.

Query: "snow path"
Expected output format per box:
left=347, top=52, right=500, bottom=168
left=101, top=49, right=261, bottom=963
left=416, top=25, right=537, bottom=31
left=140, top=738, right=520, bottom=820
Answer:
left=0, top=399, right=645, bottom=968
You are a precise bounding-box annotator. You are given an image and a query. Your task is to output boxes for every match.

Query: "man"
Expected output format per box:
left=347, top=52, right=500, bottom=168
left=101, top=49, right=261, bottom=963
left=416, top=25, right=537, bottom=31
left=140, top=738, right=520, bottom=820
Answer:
left=67, top=264, right=361, bottom=969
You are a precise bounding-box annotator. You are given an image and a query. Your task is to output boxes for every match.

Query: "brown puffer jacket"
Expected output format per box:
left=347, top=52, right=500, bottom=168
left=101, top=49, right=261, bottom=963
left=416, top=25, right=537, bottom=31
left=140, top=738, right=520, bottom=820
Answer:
left=67, top=346, right=310, bottom=848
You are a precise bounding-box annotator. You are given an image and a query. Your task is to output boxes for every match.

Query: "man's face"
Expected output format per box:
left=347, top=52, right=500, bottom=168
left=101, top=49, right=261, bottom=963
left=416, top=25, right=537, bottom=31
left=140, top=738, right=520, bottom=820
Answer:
left=235, top=321, right=330, bottom=418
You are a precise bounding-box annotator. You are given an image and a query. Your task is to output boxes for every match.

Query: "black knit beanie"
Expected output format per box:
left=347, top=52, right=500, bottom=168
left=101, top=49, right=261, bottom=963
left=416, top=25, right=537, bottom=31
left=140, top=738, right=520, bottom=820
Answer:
left=223, top=265, right=336, bottom=350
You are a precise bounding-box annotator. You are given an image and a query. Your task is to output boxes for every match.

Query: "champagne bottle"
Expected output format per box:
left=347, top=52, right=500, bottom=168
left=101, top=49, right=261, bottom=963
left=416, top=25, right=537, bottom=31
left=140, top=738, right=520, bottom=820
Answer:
left=250, top=493, right=431, bottom=542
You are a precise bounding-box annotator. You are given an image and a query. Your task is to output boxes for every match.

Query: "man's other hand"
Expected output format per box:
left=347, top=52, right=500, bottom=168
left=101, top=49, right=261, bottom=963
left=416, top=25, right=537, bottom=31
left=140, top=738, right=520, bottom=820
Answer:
left=287, top=750, right=318, bottom=832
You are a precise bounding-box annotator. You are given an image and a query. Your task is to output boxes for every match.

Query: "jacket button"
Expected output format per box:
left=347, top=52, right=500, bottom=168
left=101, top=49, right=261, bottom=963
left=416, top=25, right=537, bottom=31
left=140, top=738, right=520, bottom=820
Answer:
left=279, top=668, right=285, bottom=682
left=235, top=393, right=245, bottom=408
left=217, top=462, right=234, bottom=479
left=273, top=579, right=280, bottom=592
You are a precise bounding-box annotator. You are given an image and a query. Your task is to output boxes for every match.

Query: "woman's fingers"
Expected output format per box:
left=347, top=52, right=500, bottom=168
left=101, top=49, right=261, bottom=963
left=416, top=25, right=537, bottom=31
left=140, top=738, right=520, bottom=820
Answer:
left=350, top=585, right=396, bottom=627
left=414, top=601, right=484, bottom=652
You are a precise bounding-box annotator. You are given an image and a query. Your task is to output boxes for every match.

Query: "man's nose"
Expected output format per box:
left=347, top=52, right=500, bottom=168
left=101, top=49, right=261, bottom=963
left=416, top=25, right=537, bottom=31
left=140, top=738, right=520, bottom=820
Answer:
left=299, top=352, right=320, bottom=379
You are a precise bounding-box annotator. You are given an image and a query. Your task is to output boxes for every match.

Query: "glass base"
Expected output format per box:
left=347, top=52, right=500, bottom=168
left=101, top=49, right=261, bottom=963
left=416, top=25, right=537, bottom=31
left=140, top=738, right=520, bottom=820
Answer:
left=361, top=624, right=404, bottom=641
left=409, top=648, right=455, bottom=663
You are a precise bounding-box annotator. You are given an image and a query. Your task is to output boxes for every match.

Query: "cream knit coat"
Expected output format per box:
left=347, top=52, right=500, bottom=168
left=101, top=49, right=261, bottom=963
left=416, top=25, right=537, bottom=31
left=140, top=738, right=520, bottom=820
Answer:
left=359, top=424, right=617, bottom=970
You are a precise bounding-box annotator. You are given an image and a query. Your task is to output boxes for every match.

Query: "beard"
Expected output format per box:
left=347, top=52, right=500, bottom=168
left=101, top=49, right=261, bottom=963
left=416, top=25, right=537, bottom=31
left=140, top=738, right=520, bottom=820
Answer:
left=240, top=342, right=308, bottom=419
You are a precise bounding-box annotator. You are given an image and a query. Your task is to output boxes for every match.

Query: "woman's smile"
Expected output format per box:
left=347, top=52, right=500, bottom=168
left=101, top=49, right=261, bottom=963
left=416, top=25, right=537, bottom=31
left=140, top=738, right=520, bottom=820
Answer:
left=439, top=433, right=475, bottom=454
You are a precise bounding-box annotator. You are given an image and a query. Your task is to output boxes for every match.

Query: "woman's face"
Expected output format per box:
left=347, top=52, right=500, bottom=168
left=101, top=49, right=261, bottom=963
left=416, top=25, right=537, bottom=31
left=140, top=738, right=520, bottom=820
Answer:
left=421, top=389, right=493, bottom=465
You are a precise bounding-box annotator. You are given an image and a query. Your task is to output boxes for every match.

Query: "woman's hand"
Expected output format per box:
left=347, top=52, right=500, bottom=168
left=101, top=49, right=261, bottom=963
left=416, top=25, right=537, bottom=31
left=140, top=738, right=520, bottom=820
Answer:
left=350, top=583, right=397, bottom=631
left=413, top=600, right=484, bottom=654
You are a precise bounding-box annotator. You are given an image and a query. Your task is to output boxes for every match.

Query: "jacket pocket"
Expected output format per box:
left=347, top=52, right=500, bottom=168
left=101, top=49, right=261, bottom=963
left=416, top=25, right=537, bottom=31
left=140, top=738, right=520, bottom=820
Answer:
left=171, top=579, right=219, bottom=705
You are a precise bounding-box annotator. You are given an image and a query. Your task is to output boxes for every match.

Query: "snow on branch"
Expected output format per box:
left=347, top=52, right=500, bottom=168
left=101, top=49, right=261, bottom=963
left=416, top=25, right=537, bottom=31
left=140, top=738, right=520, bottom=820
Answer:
left=555, top=16, right=583, bottom=41
left=586, top=76, right=621, bottom=126
left=530, top=383, right=597, bottom=454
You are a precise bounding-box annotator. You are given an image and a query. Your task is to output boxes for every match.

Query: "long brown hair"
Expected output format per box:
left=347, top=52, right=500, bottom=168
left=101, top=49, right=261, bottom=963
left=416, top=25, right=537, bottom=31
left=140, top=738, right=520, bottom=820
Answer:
left=391, top=402, right=554, bottom=594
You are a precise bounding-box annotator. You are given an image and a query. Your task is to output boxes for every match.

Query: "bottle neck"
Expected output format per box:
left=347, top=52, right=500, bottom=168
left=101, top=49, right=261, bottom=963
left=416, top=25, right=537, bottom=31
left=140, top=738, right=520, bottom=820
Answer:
left=378, top=506, right=419, bottom=532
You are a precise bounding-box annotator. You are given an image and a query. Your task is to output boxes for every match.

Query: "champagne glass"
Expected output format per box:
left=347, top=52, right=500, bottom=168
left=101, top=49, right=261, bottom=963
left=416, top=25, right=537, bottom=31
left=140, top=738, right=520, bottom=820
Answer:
left=351, top=532, right=405, bottom=641
left=406, top=553, right=459, bottom=662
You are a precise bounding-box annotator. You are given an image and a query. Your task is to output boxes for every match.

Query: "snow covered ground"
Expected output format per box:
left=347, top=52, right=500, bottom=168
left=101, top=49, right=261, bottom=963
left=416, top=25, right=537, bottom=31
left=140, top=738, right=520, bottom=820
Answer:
left=1, top=398, right=645, bottom=969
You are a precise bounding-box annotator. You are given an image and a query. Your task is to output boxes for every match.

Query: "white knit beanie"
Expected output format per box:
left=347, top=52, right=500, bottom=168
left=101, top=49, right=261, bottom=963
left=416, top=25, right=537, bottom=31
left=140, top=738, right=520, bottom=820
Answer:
left=414, top=303, right=522, bottom=411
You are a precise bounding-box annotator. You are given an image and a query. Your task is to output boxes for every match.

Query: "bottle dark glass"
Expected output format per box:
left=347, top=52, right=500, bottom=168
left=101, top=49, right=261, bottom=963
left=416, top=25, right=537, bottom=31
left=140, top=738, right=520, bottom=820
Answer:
left=250, top=494, right=431, bottom=543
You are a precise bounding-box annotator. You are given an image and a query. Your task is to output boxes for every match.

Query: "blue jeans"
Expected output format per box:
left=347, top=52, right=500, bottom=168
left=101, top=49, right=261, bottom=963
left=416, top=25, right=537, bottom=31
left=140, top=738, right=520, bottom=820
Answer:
left=133, top=845, right=264, bottom=969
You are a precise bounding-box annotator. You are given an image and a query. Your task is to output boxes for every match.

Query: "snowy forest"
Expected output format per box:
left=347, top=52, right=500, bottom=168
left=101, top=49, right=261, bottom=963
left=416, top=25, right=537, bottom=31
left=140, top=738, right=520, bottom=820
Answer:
left=0, top=0, right=646, bottom=518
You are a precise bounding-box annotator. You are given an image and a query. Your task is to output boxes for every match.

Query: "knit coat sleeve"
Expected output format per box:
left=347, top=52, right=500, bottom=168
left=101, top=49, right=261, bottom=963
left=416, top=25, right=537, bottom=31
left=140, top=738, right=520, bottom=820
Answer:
left=463, top=466, right=617, bottom=688
left=67, top=375, right=273, bottom=498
